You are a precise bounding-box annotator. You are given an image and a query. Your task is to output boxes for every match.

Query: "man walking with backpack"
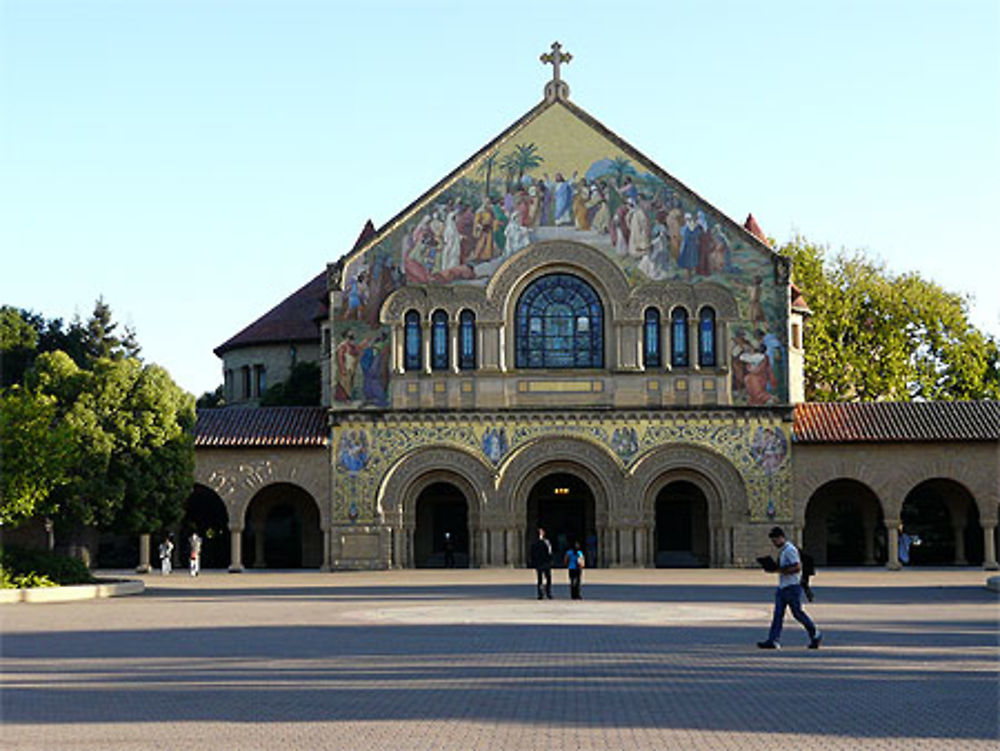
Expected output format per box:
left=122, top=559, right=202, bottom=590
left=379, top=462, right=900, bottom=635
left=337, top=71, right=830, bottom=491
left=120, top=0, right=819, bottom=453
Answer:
left=757, top=526, right=822, bottom=650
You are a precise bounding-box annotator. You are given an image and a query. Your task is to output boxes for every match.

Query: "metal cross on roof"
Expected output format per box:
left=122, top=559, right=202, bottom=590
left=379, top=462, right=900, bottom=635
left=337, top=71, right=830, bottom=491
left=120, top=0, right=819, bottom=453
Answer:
left=540, top=41, right=572, bottom=101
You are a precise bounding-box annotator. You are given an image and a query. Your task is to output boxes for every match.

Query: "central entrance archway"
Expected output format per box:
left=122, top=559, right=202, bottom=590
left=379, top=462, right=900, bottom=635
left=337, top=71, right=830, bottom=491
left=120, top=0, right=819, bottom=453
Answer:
left=526, top=472, right=596, bottom=567
left=414, top=482, right=470, bottom=568
left=654, top=481, right=709, bottom=567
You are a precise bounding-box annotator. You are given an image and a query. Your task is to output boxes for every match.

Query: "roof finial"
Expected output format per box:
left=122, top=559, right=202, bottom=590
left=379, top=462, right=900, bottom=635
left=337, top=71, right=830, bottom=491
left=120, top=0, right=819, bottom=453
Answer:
left=540, top=41, right=572, bottom=101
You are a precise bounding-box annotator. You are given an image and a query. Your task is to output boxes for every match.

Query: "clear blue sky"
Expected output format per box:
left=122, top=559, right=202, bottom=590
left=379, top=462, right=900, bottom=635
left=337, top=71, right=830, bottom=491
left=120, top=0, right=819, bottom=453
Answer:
left=3, top=0, right=998, bottom=396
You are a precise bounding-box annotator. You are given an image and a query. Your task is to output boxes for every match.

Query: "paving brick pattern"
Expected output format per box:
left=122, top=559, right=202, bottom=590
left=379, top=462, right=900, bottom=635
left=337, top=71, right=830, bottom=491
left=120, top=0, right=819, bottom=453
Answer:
left=2, top=569, right=997, bottom=750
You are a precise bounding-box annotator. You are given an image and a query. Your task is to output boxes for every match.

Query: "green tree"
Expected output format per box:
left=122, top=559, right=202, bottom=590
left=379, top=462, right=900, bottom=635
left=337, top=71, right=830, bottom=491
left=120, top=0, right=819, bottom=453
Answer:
left=779, top=237, right=1000, bottom=401
left=0, top=307, right=38, bottom=388
left=196, top=385, right=226, bottom=408
left=84, top=296, right=141, bottom=361
left=0, top=386, right=78, bottom=526
left=259, top=362, right=321, bottom=406
left=27, top=351, right=195, bottom=534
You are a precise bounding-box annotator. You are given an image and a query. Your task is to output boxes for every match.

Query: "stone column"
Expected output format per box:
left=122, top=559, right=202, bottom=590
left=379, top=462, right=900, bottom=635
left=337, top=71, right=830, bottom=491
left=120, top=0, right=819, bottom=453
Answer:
left=505, top=528, right=518, bottom=567
left=634, top=525, right=646, bottom=567
left=393, top=526, right=405, bottom=569
left=619, top=526, right=635, bottom=567
left=886, top=521, right=901, bottom=570
left=422, top=321, right=432, bottom=374
left=229, top=527, right=244, bottom=572
left=136, top=533, right=151, bottom=573
left=952, top=511, right=967, bottom=565
left=450, top=322, right=460, bottom=374
left=320, top=527, right=332, bottom=572
left=982, top=522, right=998, bottom=570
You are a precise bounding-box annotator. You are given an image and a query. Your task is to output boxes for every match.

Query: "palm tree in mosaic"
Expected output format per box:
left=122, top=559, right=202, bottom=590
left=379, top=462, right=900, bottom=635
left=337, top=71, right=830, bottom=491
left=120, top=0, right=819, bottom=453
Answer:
left=477, top=150, right=499, bottom=198
left=610, top=156, right=635, bottom=185
left=511, top=143, right=544, bottom=184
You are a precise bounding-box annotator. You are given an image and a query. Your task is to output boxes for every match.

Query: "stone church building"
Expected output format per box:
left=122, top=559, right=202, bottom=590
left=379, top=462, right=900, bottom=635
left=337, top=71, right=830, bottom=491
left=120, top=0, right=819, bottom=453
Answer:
left=189, top=48, right=999, bottom=573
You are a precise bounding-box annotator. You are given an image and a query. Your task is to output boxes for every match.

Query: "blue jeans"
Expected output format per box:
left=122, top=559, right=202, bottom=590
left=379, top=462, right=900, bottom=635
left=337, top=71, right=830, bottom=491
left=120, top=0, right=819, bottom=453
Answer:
left=768, top=584, right=817, bottom=644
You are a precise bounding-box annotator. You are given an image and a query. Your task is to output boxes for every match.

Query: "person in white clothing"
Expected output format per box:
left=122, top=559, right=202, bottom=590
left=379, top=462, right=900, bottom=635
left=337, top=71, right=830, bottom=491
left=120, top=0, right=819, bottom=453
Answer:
left=189, top=532, right=202, bottom=577
left=758, top=526, right=822, bottom=649
left=158, top=536, right=174, bottom=576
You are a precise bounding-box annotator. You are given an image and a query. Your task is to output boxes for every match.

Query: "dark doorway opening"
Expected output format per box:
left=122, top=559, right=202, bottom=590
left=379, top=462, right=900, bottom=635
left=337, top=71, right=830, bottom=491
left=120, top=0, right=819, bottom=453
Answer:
left=243, top=483, right=322, bottom=569
left=526, top=472, right=596, bottom=567
left=902, top=479, right=982, bottom=565
left=804, top=479, right=885, bottom=566
left=414, top=482, right=469, bottom=568
left=181, top=484, right=230, bottom=569
left=655, top=481, right=709, bottom=567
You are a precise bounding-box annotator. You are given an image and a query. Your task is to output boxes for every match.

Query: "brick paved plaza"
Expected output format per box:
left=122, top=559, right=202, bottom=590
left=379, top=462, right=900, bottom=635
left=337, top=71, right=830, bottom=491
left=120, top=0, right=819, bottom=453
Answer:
left=2, top=568, right=997, bottom=750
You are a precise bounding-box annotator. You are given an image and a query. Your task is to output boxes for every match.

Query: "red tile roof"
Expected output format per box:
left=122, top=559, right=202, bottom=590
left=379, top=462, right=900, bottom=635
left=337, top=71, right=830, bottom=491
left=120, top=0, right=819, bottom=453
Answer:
left=214, top=272, right=327, bottom=356
left=793, top=401, right=1000, bottom=443
left=194, top=407, right=329, bottom=448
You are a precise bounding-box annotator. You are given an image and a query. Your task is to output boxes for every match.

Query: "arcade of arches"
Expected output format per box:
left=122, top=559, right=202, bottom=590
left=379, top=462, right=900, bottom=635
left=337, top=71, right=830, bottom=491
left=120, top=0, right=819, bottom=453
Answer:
left=177, top=432, right=998, bottom=573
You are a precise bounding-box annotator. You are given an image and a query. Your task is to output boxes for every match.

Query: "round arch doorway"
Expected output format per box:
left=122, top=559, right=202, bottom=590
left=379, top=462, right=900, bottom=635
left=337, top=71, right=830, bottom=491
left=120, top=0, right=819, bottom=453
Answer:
left=803, top=479, right=886, bottom=566
left=901, top=479, right=983, bottom=566
left=243, top=483, right=322, bottom=569
left=182, top=484, right=230, bottom=569
left=654, top=481, right=709, bottom=567
left=526, top=472, right=596, bottom=568
left=414, top=482, right=470, bottom=568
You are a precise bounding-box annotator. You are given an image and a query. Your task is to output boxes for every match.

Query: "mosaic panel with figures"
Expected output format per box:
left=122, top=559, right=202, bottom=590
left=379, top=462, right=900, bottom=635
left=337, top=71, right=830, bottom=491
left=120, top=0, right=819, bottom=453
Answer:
left=332, top=101, right=789, bottom=411
left=333, top=413, right=791, bottom=525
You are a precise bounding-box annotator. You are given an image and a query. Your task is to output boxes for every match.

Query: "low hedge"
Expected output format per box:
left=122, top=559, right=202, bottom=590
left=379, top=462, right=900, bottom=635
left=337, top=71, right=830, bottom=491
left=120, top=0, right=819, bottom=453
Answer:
left=0, top=546, right=96, bottom=588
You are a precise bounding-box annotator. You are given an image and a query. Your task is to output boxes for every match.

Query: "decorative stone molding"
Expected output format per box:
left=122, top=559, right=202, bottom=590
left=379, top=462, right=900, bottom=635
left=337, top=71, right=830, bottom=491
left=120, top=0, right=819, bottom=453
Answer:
left=630, top=443, right=745, bottom=525
left=194, top=448, right=331, bottom=530
left=487, top=240, right=631, bottom=320
left=377, top=445, right=496, bottom=524
left=497, top=435, right=624, bottom=524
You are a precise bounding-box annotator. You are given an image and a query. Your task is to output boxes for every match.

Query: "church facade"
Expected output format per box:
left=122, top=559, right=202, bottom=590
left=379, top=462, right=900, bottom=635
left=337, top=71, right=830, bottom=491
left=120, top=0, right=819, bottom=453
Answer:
left=189, top=50, right=999, bottom=574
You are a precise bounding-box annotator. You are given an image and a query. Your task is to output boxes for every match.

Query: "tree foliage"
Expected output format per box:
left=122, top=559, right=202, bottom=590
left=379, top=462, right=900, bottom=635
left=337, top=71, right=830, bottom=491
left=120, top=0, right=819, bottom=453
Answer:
left=0, top=387, right=78, bottom=526
left=779, top=237, right=1000, bottom=401
left=259, top=362, right=321, bottom=406
left=25, top=352, right=196, bottom=533
left=1, top=299, right=195, bottom=533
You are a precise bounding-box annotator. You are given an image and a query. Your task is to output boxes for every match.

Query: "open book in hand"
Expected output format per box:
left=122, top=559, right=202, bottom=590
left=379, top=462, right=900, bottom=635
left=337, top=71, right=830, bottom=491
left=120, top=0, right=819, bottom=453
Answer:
left=756, top=555, right=779, bottom=572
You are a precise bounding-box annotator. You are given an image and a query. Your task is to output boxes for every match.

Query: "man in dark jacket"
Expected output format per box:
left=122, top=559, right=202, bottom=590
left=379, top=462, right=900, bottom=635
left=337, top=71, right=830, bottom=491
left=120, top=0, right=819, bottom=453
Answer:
left=530, top=527, right=554, bottom=600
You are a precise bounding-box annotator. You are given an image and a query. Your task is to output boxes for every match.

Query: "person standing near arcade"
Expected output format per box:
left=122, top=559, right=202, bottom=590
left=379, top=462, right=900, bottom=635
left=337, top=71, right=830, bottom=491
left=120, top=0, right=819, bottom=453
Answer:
left=530, top=528, right=553, bottom=600
left=565, top=541, right=585, bottom=600
left=189, top=531, right=202, bottom=577
left=758, top=526, right=822, bottom=650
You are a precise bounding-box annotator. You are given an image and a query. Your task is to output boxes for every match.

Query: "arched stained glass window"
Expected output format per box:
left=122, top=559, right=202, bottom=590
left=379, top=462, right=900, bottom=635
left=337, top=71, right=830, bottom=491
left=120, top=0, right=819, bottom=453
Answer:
left=515, top=273, right=604, bottom=369
left=698, top=307, right=716, bottom=367
left=643, top=308, right=661, bottom=368
left=431, top=310, right=449, bottom=371
left=459, top=310, right=476, bottom=370
left=671, top=307, right=689, bottom=367
left=404, top=310, right=422, bottom=372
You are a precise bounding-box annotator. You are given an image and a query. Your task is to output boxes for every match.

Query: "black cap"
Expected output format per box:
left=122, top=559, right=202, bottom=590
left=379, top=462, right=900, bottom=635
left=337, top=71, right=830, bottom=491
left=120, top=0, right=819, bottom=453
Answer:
left=767, top=526, right=785, bottom=539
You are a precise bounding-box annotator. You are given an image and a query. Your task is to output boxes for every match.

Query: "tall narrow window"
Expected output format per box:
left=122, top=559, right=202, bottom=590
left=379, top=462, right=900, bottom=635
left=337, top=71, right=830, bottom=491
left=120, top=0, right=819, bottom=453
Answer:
left=515, top=273, right=604, bottom=369
left=698, top=308, right=716, bottom=367
left=459, top=310, right=476, bottom=370
left=404, top=310, right=422, bottom=372
left=671, top=308, right=689, bottom=367
left=254, top=364, right=267, bottom=396
left=643, top=308, right=661, bottom=368
left=431, top=310, right=449, bottom=371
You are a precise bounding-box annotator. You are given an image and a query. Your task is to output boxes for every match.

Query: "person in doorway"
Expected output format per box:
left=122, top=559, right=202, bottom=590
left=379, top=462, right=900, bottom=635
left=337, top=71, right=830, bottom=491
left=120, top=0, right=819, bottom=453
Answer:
left=565, top=541, right=585, bottom=600
left=898, top=525, right=922, bottom=566
left=758, top=526, right=822, bottom=649
left=189, top=531, right=202, bottom=577
left=158, top=535, right=174, bottom=576
left=530, top=528, right=553, bottom=600
left=443, top=532, right=455, bottom=568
